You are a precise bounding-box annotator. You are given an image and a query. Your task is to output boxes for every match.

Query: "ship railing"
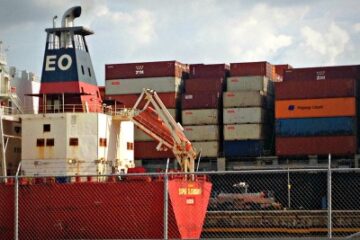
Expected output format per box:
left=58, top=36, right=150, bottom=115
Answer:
left=0, top=103, right=135, bottom=115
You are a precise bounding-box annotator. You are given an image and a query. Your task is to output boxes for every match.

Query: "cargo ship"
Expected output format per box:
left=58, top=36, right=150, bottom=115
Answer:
left=0, top=6, right=211, bottom=239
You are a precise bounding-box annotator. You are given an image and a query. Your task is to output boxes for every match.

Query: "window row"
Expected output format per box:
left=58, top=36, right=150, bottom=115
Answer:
left=36, top=138, right=111, bottom=147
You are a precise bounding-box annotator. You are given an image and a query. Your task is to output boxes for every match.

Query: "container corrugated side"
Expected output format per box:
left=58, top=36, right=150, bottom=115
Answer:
left=192, top=141, right=219, bottom=157
left=182, top=92, right=220, bottom=109
left=224, top=140, right=265, bottom=157
left=276, top=117, right=356, bottom=137
left=190, top=64, right=229, bottom=78
left=105, top=92, right=179, bottom=108
left=284, top=65, right=360, bottom=81
left=223, top=91, right=266, bottom=108
left=182, top=109, right=219, bottom=125
left=275, top=78, right=356, bottom=100
left=105, top=61, right=189, bottom=79
left=105, top=77, right=181, bottom=95
left=275, top=97, right=356, bottom=119
left=230, top=61, right=274, bottom=79
left=276, top=136, right=357, bottom=156
left=224, top=124, right=268, bottom=140
left=275, top=64, right=292, bottom=81
left=223, top=107, right=267, bottom=124
left=183, top=125, right=219, bottom=141
left=227, top=76, right=274, bottom=94
left=185, top=77, right=224, bottom=93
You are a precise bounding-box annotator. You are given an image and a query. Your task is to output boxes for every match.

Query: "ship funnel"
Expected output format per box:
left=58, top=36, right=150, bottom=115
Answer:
left=61, top=6, right=81, bottom=27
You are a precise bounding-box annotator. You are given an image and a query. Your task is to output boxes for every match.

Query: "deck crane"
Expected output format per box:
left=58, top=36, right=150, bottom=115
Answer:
left=115, top=88, right=198, bottom=173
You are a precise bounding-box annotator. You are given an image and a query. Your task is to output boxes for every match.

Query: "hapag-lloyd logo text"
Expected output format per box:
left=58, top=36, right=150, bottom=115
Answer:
left=135, top=65, right=144, bottom=75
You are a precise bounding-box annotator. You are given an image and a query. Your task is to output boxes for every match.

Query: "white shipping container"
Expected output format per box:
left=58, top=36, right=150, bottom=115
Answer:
left=183, top=125, right=219, bottom=141
left=227, top=76, right=273, bottom=94
left=134, top=109, right=177, bottom=141
left=223, top=91, right=265, bottom=108
left=182, top=109, right=219, bottom=125
left=192, top=141, right=219, bottom=157
left=106, top=77, right=181, bottom=95
left=224, top=124, right=268, bottom=140
left=223, top=107, right=267, bottom=124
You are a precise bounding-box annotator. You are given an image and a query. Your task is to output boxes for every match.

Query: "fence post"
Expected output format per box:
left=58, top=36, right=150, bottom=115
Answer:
left=14, top=162, right=21, bottom=240
left=163, top=158, right=170, bottom=239
left=14, top=175, right=19, bottom=240
left=163, top=172, right=169, bottom=240
left=327, top=154, right=332, bottom=239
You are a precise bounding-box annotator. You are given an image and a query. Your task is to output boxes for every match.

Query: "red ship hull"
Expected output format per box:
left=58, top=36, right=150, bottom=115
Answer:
left=0, top=179, right=211, bottom=239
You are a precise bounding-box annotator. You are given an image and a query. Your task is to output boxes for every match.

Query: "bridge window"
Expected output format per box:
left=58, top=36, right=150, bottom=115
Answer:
left=99, top=138, right=107, bottom=147
left=47, top=34, right=60, bottom=50
left=127, top=142, right=134, bottom=150
left=46, top=139, right=55, bottom=146
left=36, top=139, right=45, bottom=147
left=74, top=34, right=86, bottom=51
left=81, top=65, right=85, bottom=75
left=43, top=124, right=51, bottom=132
left=69, top=138, right=79, bottom=146
left=88, top=67, right=92, bottom=77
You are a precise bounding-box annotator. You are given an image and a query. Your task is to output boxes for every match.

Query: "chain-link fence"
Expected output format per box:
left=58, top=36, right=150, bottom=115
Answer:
left=0, top=168, right=360, bottom=239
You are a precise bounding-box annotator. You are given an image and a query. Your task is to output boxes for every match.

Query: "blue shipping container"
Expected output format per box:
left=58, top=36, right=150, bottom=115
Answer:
left=224, top=140, right=265, bottom=157
left=276, top=117, right=355, bottom=137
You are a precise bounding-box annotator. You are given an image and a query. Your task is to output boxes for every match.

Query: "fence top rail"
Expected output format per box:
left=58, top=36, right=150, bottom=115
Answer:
left=3, top=167, right=360, bottom=178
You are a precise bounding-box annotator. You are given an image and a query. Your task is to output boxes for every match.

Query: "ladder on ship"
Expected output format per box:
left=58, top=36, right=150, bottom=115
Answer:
left=0, top=114, right=21, bottom=178
left=9, top=93, right=24, bottom=114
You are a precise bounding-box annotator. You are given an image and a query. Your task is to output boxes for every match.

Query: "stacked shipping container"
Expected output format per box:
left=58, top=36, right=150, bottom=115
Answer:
left=105, top=61, right=189, bottom=159
left=223, top=62, right=275, bottom=157
left=275, top=65, right=360, bottom=156
left=182, top=64, right=229, bottom=157
left=103, top=59, right=360, bottom=167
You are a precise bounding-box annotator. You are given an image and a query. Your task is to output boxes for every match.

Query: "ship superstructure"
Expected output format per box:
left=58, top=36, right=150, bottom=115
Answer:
left=0, top=7, right=211, bottom=240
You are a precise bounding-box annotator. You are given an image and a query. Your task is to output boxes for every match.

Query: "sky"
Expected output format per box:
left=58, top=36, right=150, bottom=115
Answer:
left=0, top=0, right=360, bottom=86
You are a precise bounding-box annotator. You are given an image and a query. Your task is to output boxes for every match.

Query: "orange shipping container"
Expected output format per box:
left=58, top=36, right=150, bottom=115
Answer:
left=275, top=97, right=356, bottom=119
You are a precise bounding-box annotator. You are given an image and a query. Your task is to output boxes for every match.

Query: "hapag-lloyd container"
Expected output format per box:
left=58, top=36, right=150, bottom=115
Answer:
left=192, top=141, right=219, bottom=157
left=223, top=91, right=266, bottom=108
left=182, top=109, right=219, bottom=125
left=135, top=109, right=178, bottom=141
left=105, top=77, right=181, bottom=95
left=183, top=125, right=219, bottom=141
left=284, top=65, right=360, bottom=81
left=275, top=97, right=356, bottom=119
left=106, top=92, right=180, bottom=108
left=185, top=78, right=224, bottom=93
left=224, top=140, right=265, bottom=157
left=227, top=76, right=274, bottom=94
left=276, top=117, right=356, bottom=137
left=276, top=136, right=357, bottom=156
left=182, top=92, right=220, bottom=109
left=135, top=141, right=175, bottom=159
left=224, top=124, right=268, bottom=140
left=275, top=78, right=357, bottom=100
left=189, top=64, right=229, bottom=78
left=230, top=61, right=275, bottom=79
left=223, top=107, right=267, bottom=124
left=105, top=61, right=189, bottom=79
